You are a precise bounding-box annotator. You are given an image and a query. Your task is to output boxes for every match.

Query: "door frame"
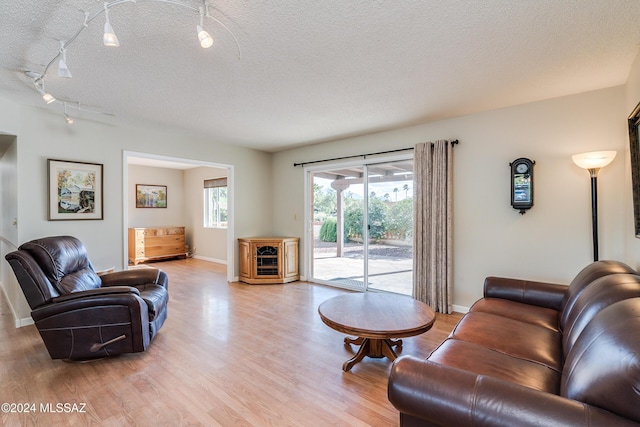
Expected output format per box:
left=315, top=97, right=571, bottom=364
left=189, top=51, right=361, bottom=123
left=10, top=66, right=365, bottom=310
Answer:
left=122, top=150, right=235, bottom=282
left=304, top=152, right=413, bottom=291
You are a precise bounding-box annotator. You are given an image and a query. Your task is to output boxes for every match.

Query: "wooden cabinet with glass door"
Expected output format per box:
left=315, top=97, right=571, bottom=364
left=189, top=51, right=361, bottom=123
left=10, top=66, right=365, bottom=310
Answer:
left=238, top=237, right=299, bottom=284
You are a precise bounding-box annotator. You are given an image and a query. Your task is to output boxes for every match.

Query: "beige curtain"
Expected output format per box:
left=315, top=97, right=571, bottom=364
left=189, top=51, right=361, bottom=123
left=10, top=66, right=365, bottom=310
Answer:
left=413, top=140, right=453, bottom=313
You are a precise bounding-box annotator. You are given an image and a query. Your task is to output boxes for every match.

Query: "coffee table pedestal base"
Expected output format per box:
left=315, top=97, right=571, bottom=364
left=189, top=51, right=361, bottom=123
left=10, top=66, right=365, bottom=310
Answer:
left=342, top=336, right=403, bottom=372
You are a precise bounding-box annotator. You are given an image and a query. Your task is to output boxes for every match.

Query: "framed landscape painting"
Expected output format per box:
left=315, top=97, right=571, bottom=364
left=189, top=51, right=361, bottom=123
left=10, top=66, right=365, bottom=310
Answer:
left=136, top=184, right=167, bottom=208
left=48, top=159, right=103, bottom=220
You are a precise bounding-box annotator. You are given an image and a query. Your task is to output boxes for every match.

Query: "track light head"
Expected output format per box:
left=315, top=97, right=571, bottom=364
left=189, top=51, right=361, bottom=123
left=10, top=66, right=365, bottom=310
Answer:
left=35, top=84, right=56, bottom=104
left=197, top=6, right=213, bottom=48
left=58, top=42, right=72, bottom=78
left=103, top=5, right=120, bottom=47
left=197, top=25, right=214, bottom=48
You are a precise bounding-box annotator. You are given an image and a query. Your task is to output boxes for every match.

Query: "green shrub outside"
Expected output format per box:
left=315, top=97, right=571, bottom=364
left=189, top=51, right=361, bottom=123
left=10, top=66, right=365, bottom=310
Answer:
left=319, top=218, right=337, bottom=242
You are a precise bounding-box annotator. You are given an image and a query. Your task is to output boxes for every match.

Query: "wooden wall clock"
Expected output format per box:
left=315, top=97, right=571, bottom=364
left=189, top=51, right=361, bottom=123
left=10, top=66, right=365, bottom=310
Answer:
left=510, top=158, right=535, bottom=214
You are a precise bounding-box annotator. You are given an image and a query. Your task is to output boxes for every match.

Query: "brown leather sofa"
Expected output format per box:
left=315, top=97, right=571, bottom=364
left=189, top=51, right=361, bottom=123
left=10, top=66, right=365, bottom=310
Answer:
left=5, top=236, right=169, bottom=360
left=388, top=260, right=640, bottom=426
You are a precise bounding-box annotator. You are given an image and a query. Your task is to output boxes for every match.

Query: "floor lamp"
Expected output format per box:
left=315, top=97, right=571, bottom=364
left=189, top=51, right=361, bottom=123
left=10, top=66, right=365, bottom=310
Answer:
left=572, top=151, right=617, bottom=262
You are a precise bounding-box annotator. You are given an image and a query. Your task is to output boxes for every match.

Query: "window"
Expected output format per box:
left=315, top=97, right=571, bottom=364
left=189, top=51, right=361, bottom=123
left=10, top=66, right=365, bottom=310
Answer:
left=204, top=178, right=228, bottom=228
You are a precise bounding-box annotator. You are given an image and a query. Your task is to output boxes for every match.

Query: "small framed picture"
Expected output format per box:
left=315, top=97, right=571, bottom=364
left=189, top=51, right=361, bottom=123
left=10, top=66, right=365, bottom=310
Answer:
left=48, top=159, right=103, bottom=221
left=136, top=184, right=167, bottom=208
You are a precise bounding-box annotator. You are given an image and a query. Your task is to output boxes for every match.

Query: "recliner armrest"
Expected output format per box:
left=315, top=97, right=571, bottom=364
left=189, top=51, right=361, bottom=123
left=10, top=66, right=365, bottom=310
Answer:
left=100, top=269, right=168, bottom=288
left=388, top=356, right=634, bottom=427
left=52, top=286, right=140, bottom=303
left=483, top=276, right=566, bottom=310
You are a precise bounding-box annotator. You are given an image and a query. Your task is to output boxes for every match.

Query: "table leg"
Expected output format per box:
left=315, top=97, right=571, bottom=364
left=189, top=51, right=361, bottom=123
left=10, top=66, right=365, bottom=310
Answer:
left=342, top=337, right=401, bottom=371
left=344, top=336, right=364, bottom=345
left=343, top=338, right=370, bottom=372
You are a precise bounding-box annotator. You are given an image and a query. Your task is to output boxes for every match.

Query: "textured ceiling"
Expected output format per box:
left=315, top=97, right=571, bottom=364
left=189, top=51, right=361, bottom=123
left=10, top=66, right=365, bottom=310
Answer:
left=1, top=0, right=640, bottom=152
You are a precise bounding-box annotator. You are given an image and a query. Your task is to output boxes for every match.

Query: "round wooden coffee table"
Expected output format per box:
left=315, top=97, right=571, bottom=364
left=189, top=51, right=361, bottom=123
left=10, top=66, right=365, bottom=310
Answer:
left=318, top=293, right=435, bottom=371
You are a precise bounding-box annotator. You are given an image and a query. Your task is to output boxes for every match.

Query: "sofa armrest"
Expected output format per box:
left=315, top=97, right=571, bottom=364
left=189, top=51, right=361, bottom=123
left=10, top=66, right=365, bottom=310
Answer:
left=388, top=356, right=636, bottom=427
left=483, top=276, right=566, bottom=310
left=100, top=269, right=168, bottom=289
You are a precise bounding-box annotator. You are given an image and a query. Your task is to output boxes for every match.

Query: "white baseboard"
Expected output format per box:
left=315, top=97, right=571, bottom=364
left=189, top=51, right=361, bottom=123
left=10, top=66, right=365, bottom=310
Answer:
left=16, top=317, right=34, bottom=328
left=192, top=255, right=227, bottom=265
left=0, top=279, right=33, bottom=328
left=452, top=304, right=470, bottom=314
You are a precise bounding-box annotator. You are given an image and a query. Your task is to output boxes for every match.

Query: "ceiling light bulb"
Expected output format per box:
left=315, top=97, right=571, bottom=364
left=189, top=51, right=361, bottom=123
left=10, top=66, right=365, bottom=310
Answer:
left=36, top=85, right=56, bottom=104
left=197, top=25, right=213, bottom=48
left=103, top=6, right=120, bottom=47
left=65, top=114, right=74, bottom=124
left=42, top=92, right=56, bottom=104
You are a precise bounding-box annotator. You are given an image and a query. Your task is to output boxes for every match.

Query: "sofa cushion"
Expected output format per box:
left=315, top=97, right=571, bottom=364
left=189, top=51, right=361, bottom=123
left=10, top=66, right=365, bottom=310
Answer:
left=428, top=339, right=560, bottom=393
left=470, top=298, right=560, bottom=331
left=449, top=311, right=563, bottom=371
left=562, top=298, right=640, bottom=424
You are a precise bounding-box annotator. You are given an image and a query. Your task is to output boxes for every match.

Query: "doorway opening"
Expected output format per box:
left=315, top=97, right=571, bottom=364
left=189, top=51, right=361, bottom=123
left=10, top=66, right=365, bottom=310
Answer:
left=123, top=151, right=234, bottom=283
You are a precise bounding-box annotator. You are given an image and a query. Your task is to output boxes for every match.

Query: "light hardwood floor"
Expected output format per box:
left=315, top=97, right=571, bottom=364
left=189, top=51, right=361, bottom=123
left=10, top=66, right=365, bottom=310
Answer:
left=0, top=258, right=462, bottom=427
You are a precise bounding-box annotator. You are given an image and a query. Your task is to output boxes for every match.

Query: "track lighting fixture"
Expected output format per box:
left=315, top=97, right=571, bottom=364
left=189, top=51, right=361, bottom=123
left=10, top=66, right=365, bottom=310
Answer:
left=197, top=7, right=214, bottom=48
left=24, top=0, right=242, bottom=123
left=103, top=3, right=120, bottom=47
left=58, top=41, right=72, bottom=78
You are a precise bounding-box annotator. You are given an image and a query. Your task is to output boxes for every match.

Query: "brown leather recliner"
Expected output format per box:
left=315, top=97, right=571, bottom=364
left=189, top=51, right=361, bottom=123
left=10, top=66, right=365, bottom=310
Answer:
left=5, top=235, right=169, bottom=360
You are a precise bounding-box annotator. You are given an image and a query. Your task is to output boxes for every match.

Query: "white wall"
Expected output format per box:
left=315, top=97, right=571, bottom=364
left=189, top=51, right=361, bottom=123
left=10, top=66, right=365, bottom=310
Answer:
left=272, top=86, right=627, bottom=309
left=0, top=100, right=273, bottom=323
left=184, top=166, right=228, bottom=263
left=128, top=165, right=186, bottom=229
left=0, top=138, right=28, bottom=325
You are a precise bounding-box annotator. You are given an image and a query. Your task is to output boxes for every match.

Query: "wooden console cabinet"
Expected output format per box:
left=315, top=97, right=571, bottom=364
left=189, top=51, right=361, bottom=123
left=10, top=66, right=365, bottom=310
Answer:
left=239, top=237, right=299, bottom=284
left=128, top=226, right=186, bottom=265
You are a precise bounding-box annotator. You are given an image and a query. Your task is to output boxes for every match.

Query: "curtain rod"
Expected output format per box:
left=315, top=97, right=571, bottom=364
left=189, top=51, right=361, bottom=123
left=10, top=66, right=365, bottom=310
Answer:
left=293, top=139, right=458, bottom=167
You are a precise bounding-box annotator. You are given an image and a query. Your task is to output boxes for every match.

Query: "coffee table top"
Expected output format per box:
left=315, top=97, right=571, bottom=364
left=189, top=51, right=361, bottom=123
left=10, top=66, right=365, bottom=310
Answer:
left=318, top=293, right=435, bottom=339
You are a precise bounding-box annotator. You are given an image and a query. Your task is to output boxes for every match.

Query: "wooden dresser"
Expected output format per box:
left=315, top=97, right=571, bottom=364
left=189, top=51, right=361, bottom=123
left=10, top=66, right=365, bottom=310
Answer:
left=128, top=226, right=186, bottom=265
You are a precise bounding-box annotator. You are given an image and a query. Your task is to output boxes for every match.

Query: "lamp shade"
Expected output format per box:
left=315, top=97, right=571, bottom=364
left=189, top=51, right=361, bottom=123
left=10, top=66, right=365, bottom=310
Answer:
left=572, top=151, right=617, bottom=170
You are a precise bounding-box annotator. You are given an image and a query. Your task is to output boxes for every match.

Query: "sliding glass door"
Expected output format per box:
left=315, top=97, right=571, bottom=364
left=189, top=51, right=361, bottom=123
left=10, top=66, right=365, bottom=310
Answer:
left=307, top=156, right=414, bottom=294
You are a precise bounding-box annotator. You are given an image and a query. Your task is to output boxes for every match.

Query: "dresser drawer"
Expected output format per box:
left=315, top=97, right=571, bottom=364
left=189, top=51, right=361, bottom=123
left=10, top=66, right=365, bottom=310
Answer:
left=128, top=227, right=186, bottom=265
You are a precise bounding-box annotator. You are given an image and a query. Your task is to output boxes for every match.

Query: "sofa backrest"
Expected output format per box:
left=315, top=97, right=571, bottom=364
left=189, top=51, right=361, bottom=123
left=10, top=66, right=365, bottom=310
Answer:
left=561, top=297, right=640, bottom=424
left=5, top=236, right=101, bottom=309
left=561, top=273, right=640, bottom=359
left=559, top=260, right=638, bottom=331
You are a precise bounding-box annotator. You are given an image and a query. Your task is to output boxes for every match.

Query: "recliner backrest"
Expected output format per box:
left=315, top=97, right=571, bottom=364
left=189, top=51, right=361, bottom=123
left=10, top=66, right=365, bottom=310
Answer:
left=19, top=236, right=102, bottom=295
